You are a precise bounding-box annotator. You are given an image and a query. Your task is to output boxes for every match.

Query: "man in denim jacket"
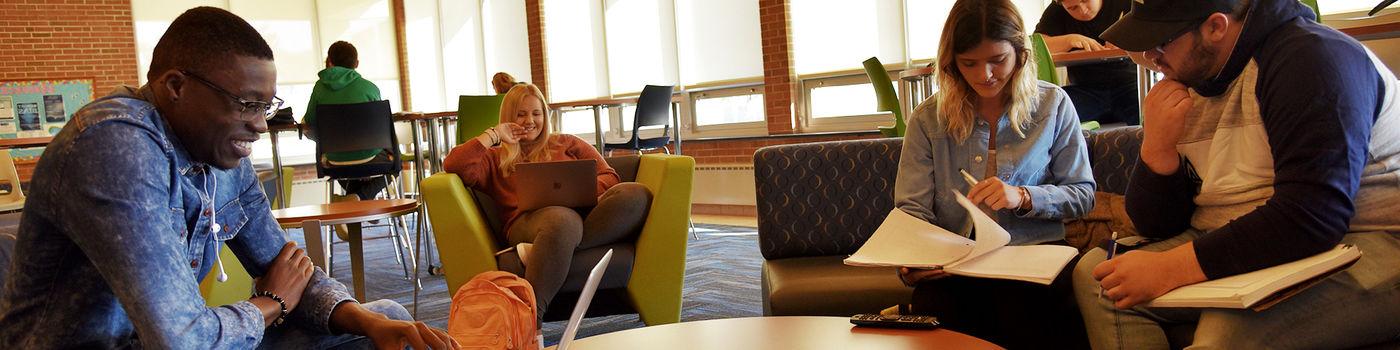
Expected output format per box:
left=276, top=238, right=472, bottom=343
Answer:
left=0, top=7, right=456, bottom=349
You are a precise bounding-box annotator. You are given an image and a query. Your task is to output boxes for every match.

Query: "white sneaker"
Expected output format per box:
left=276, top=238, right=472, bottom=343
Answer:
left=516, top=243, right=534, bottom=267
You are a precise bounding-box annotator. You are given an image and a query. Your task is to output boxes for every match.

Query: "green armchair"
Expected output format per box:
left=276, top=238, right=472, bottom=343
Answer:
left=420, top=154, right=694, bottom=325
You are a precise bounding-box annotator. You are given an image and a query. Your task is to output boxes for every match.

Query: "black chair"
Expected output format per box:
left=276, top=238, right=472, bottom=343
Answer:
left=311, top=100, right=417, bottom=279
left=604, top=85, right=674, bottom=156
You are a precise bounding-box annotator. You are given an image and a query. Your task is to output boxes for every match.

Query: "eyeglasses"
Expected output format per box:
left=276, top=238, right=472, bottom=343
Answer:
left=1153, top=18, right=1207, bottom=55
left=179, top=69, right=284, bottom=121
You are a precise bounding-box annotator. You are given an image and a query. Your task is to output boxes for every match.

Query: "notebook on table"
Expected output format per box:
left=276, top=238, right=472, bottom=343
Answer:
left=515, top=159, right=598, bottom=211
left=555, top=249, right=613, bottom=350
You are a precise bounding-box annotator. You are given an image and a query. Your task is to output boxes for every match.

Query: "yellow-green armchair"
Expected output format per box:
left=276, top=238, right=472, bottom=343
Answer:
left=421, top=154, right=693, bottom=325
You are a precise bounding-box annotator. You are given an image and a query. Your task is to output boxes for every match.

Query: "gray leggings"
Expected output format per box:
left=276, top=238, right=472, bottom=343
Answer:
left=506, top=182, right=652, bottom=313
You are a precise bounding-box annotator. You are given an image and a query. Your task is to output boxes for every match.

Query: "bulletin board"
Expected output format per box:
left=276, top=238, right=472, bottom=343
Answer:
left=0, top=78, right=95, bottom=158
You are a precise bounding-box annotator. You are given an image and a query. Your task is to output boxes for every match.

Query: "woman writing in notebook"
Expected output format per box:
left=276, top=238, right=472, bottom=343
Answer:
left=443, top=83, right=652, bottom=318
left=892, top=0, right=1094, bottom=347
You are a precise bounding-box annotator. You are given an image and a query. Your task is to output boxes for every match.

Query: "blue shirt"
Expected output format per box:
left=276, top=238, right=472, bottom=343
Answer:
left=895, top=81, right=1095, bottom=245
left=0, top=86, right=355, bottom=348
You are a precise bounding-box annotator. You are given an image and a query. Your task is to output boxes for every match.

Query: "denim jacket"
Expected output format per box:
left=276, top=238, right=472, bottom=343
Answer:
left=0, top=86, right=354, bottom=348
left=895, top=81, right=1095, bottom=245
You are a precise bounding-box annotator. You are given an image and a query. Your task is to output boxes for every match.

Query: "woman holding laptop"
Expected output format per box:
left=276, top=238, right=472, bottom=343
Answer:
left=892, top=0, right=1095, bottom=347
left=443, top=83, right=652, bottom=318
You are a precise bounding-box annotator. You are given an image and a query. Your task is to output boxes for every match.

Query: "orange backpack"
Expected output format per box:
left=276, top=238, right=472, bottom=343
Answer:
left=448, top=271, right=542, bottom=350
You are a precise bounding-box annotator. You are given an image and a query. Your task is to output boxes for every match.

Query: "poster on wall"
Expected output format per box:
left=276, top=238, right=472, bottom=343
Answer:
left=43, top=95, right=65, bottom=123
left=0, top=96, right=13, bottom=134
left=0, top=79, right=95, bottom=156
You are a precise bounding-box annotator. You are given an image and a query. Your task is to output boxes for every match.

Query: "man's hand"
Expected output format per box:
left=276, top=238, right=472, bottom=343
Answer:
left=1092, top=243, right=1207, bottom=309
left=254, top=242, right=313, bottom=310
left=899, top=266, right=950, bottom=286
left=364, top=318, right=458, bottom=350
left=1047, top=34, right=1105, bottom=53
left=1139, top=79, right=1194, bottom=175
left=967, top=177, right=1027, bottom=211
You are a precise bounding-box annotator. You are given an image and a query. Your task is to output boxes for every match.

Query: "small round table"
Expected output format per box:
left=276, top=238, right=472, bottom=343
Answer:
left=546, top=316, right=1003, bottom=349
left=271, top=199, right=420, bottom=301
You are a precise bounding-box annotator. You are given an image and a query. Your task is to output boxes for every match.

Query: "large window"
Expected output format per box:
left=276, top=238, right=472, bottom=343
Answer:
left=789, top=0, right=1049, bottom=132
left=404, top=0, right=531, bottom=113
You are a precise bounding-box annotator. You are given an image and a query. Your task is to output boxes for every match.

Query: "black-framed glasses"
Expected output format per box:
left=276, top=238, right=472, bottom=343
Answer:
left=179, top=69, right=284, bottom=121
left=1153, top=18, right=1208, bottom=55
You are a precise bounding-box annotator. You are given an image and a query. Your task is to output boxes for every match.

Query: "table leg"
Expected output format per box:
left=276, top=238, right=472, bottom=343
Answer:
left=349, top=222, right=366, bottom=301
left=1137, top=66, right=1153, bottom=124
left=899, top=79, right=912, bottom=123
left=426, top=118, right=442, bottom=174
left=671, top=102, right=682, bottom=155
left=592, top=105, right=605, bottom=153
left=270, top=130, right=285, bottom=209
left=301, top=220, right=328, bottom=269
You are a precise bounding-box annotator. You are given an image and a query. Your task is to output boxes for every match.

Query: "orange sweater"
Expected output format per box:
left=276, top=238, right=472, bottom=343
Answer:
left=443, top=134, right=620, bottom=233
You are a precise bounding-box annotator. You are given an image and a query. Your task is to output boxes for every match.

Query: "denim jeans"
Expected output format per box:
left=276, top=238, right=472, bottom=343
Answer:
left=1073, top=229, right=1400, bottom=349
left=258, top=299, right=411, bottom=350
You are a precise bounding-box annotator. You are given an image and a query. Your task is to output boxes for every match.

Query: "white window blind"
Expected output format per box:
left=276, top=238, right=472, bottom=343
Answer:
left=675, top=0, right=763, bottom=86
left=790, top=0, right=905, bottom=74
left=483, top=0, right=532, bottom=87
left=604, top=0, right=678, bottom=95
left=544, top=0, right=608, bottom=102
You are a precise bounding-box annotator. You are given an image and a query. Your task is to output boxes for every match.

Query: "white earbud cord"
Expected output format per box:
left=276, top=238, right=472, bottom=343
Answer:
left=200, top=169, right=228, bottom=283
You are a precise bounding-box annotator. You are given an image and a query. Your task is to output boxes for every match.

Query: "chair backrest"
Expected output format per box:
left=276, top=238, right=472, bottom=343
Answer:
left=862, top=57, right=905, bottom=136
left=1031, top=34, right=1059, bottom=85
left=457, top=94, right=506, bottom=146
left=312, top=100, right=400, bottom=176
left=630, top=85, right=674, bottom=138
left=0, top=152, right=24, bottom=201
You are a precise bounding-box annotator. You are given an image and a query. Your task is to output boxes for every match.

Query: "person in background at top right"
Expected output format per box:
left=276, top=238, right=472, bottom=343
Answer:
left=1034, top=0, right=1139, bottom=125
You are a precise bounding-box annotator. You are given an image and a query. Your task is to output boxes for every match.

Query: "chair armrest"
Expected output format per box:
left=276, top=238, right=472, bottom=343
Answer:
left=626, top=154, right=694, bottom=325
left=421, top=172, right=502, bottom=294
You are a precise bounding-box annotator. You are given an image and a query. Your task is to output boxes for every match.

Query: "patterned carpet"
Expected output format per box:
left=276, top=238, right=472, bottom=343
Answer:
left=286, top=219, right=764, bottom=344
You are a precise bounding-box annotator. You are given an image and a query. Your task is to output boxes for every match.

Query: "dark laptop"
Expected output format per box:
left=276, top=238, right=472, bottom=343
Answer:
left=514, top=159, right=598, bottom=211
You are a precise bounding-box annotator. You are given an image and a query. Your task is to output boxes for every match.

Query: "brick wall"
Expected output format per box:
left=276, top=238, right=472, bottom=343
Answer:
left=758, top=0, right=796, bottom=135
left=524, top=0, right=549, bottom=98
left=0, top=0, right=138, bottom=93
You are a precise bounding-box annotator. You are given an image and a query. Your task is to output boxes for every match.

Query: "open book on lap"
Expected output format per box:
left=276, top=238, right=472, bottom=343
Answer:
left=1145, top=244, right=1360, bottom=309
left=844, top=190, right=1078, bottom=285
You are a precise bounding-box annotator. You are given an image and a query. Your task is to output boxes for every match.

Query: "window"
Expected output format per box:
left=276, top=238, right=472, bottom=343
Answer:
left=801, top=75, right=895, bottom=132
left=543, top=0, right=608, bottom=102
left=1318, top=1, right=1391, bottom=14
left=604, top=0, right=678, bottom=95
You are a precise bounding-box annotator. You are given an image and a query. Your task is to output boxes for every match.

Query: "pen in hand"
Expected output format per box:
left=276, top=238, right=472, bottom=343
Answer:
left=1099, top=231, right=1119, bottom=299
left=959, top=168, right=979, bottom=187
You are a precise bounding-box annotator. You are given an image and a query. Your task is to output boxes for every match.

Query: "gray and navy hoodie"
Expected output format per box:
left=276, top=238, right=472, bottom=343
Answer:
left=1124, top=0, right=1400, bottom=279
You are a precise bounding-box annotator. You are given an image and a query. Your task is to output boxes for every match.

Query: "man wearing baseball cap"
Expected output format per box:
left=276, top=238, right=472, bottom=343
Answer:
left=1072, top=0, right=1400, bottom=348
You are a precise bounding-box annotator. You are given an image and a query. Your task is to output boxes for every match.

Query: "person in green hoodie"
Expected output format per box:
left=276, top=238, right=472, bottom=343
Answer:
left=304, top=40, right=386, bottom=201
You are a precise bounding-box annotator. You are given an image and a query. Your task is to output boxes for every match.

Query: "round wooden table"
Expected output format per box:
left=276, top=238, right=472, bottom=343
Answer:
left=546, top=316, right=1003, bottom=349
left=271, top=199, right=420, bottom=301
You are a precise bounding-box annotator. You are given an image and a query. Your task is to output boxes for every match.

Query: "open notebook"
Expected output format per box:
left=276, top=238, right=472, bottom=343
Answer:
left=1146, top=244, right=1360, bottom=309
left=555, top=249, right=613, bottom=350
left=843, top=190, right=1078, bottom=285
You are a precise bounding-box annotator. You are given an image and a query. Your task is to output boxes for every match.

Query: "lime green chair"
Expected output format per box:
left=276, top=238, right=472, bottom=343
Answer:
left=456, top=95, right=506, bottom=146
left=1031, top=33, right=1059, bottom=85
left=421, top=154, right=694, bottom=325
left=863, top=57, right=906, bottom=137
left=198, top=244, right=254, bottom=307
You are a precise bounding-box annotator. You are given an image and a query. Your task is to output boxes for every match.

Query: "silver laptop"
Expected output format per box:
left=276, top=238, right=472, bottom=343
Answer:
left=515, top=159, right=598, bottom=211
left=556, top=249, right=613, bottom=350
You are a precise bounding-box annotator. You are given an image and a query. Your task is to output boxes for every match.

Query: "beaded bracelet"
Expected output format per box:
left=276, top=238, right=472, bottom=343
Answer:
left=484, top=127, right=501, bottom=145
left=252, top=290, right=288, bottom=327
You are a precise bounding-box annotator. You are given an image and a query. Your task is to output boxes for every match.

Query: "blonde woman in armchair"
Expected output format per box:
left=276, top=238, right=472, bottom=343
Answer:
left=442, top=83, right=651, bottom=318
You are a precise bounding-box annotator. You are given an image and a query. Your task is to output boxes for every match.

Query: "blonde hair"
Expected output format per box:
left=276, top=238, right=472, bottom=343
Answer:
left=497, top=83, right=556, bottom=175
left=933, top=0, right=1039, bottom=143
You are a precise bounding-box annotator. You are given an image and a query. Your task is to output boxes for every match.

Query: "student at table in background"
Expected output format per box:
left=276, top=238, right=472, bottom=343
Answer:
left=443, top=83, right=651, bottom=319
left=492, top=72, right=517, bottom=95
left=894, top=0, right=1095, bottom=348
left=1034, top=0, right=1139, bottom=125
left=1073, top=0, right=1400, bottom=348
left=303, top=40, right=389, bottom=202
left=0, top=7, right=454, bottom=349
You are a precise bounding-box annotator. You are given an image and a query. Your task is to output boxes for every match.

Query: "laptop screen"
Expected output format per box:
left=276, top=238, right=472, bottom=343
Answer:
left=556, top=249, right=613, bottom=350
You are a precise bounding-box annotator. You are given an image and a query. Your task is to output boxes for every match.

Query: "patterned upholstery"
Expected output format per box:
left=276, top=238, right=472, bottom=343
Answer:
left=1083, top=126, right=1144, bottom=195
left=754, top=138, right=902, bottom=260
left=754, top=127, right=1143, bottom=260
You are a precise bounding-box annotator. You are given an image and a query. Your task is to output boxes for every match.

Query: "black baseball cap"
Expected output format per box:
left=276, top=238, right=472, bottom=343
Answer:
left=1102, top=0, right=1239, bottom=52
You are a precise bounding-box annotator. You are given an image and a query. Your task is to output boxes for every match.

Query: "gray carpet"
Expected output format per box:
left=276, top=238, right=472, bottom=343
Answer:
left=285, top=218, right=764, bottom=344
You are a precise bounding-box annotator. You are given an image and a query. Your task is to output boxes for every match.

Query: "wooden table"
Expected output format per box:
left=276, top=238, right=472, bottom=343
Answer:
left=545, top=316, right=1003, bottom=350
left=0, top=136, right=53, bottom=149
left=271, top=199, right=420, bottom=301
left=548, top=95, right=683, bottom=155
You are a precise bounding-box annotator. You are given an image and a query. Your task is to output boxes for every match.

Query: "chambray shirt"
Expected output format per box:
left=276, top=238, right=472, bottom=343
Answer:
left=895, top=81, right=1095, bottom=245
left=0, top=86, right=354, bottom=348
